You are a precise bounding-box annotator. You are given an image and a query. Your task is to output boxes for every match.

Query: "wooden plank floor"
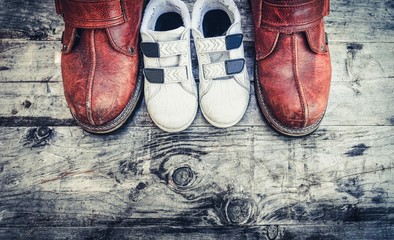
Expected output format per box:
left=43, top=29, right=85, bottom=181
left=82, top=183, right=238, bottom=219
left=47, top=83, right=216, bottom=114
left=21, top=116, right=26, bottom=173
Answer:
left=0, top=0, right=393, bottom=239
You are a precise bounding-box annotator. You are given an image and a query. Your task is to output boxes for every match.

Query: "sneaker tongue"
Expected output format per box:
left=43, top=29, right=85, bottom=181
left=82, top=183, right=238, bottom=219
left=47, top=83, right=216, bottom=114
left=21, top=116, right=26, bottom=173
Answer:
left=145, top=27, right=186, bottom=69
left=226, top=23, right=240, bottom=36
left=209, top=23, right=241, bottom=65
left=147, top=26, right=186, bottom=42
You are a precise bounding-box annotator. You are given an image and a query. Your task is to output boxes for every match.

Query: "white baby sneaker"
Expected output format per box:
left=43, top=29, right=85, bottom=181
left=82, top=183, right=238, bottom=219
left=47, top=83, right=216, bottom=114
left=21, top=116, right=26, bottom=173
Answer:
left=141, top=0, right=198, bottom=132
left=192, top=0, right=250, bottom=128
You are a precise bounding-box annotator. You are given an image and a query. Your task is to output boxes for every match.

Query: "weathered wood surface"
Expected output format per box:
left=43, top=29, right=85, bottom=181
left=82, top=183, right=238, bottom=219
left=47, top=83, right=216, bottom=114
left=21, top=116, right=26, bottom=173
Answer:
left=1, top=41, right=393, bottom=127
left=0, top=223, right=393, bottom=240
left=0, top=0, right=393, bottom=239
left=0, top=126, right=393, bottom=223
left=1, top=78, right=394, bottom=127
left=0, top=125, right=393, bottom=239
left=0, top=0, right=393, bottom=42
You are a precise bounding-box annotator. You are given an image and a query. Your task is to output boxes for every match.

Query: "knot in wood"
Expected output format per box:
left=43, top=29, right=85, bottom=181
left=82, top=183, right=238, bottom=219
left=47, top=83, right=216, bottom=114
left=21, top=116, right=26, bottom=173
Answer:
left=171, top=166, right=194, bottom=187
left=23, top=127, right=53, bottom=148
left=224, top=197, right=253, bottom=225
left=22, top=100, right=32, bottom=108
left=37, top=126, right=51, bottom=138
left=266, top=225, right=279, bottom=240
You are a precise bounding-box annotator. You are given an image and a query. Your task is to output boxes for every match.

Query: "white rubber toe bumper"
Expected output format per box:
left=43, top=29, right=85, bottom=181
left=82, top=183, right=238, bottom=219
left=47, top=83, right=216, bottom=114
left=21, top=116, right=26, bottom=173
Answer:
left=141, top=0, right=198, bottom=132
left=192, top=0, right=250, bottom=128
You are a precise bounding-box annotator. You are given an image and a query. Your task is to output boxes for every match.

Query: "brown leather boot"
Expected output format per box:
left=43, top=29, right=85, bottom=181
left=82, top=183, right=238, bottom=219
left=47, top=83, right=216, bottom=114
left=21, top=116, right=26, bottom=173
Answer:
left=250, top=0, right=332, bottom=136
left=55, top=0, right=144, bottom=133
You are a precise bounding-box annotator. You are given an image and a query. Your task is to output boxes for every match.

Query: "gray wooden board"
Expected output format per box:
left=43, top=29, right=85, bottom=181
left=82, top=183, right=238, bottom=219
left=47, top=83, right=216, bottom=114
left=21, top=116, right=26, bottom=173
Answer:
left=0, top=0, right=393, bottom=239
left=0, top=0, right=393, bottom=42
left=0, top=41, right=393, bottom=127
left=0, top=126, right=393, bottom=226
left=1, top=40, right=393, bottom=83
left=1, top=79, right=394, bottom=128
left=0, top=223, right=393, bottom=240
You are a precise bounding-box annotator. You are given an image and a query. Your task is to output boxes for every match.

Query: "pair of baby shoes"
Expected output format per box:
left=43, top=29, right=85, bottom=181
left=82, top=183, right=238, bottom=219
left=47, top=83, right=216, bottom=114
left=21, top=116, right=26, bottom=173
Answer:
left=140, top=0, right=250, bottom=132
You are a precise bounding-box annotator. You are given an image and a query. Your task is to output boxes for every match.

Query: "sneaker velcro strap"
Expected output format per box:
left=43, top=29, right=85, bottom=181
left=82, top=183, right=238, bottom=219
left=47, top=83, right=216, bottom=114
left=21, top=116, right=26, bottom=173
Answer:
left=195, top=34, right=243, bottom=53
left=203, top=59, right=245, bottom=79
left=141, top=40, right=189, bottom=58
left=144, top=66, right=188, bottom=84
left=261, top=0, right=330, bottom=31
left=55, top=0, right=126, bottom=28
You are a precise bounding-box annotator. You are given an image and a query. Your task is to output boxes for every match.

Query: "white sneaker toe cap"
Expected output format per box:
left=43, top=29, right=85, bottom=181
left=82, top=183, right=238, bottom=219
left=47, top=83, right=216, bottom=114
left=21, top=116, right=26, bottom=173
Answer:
left=147, top=85, right=197, bottom=132
left=200, top=81, right=249, bottom=128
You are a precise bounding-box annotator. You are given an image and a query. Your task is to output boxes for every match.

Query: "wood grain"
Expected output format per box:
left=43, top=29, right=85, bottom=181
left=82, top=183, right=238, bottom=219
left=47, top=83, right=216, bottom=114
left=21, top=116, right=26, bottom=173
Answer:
left=0, top=223, right=393, bottom=240
left=0, top=126, right=393, bottom=227
left=0, top=0, right=393, bottom=42
left=1, top=79, right=394, bottom=128
left=1, top=40, right=393, bottom=83
left=1, top=41, right=393, bottom=127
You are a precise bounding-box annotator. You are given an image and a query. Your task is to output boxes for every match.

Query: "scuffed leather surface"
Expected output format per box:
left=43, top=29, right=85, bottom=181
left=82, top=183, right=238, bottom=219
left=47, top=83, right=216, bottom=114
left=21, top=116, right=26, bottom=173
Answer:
left=56, top=0, right=126, bottom=29
left=261, top=0, right=329, bottom=31
left=107, top=1, right=142, bottom=57
left=251, top=0, right=331, bottom=131
left=57, top=0, right=144, bottom=128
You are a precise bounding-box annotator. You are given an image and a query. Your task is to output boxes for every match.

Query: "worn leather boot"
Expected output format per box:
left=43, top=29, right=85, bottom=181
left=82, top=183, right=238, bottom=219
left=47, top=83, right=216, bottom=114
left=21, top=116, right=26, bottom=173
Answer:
left=55, top=0, right=144, bottom=133
left=250, top=0, right=332, bottom=136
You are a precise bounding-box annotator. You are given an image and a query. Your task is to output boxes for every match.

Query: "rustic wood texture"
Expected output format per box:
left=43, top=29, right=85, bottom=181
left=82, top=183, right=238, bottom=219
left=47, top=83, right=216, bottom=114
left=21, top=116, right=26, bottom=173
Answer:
left=0, top=0, right=393, bottom=42
left=0, top=0, right=393, bottom=239
left=1, top=41, right=393, bottom=127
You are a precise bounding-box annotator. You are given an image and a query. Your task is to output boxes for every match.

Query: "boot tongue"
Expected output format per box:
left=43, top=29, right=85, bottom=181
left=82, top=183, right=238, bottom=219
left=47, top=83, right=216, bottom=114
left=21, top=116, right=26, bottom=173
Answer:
left=147, top=26, right=185, bottom=42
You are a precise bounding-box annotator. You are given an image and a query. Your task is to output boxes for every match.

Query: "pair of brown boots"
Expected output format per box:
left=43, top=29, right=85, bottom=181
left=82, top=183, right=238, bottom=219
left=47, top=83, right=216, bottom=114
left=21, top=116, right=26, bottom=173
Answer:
left=56, top=0, right=331, bottom=136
